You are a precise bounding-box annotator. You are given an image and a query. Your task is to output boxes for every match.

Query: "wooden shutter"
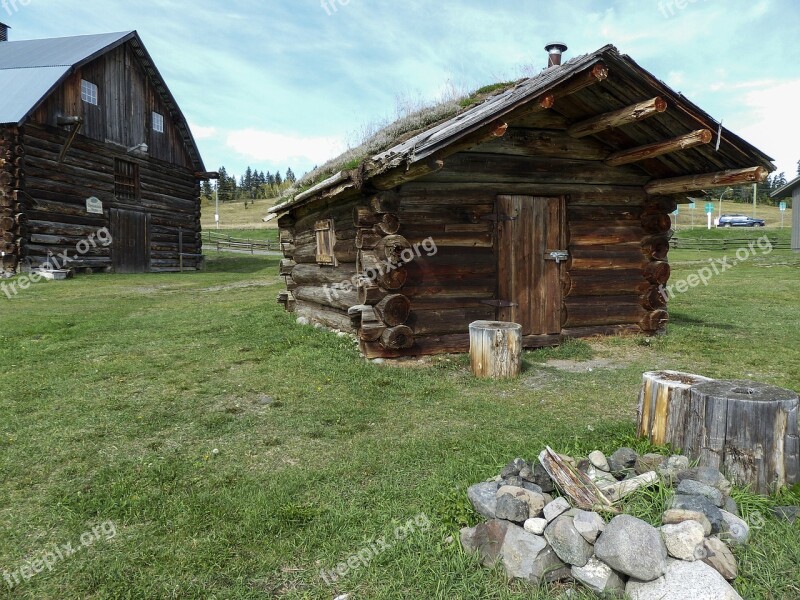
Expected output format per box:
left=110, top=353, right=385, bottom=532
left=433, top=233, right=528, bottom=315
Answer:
left=314, top=219, right=337, bottom=266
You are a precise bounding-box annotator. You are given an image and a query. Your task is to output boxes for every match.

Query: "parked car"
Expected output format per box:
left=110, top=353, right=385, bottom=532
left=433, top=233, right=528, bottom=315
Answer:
left=717, top=214, right=766, bottom=227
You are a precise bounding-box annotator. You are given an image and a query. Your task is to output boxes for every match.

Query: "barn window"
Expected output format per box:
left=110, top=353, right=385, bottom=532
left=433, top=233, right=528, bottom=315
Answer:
left=314, top=219, right=337, bottom=266
left=81, top=80, right=98, bottom=105
left=152, top=112, right=164, bottom=133
left=114, top=159, right=139, bottom=202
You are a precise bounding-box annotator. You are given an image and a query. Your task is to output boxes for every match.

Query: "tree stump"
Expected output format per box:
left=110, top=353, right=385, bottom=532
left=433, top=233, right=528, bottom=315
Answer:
left=637, top=371, right=715, bottom=447
left=686, top=380, right=799, bottom=494
left=469, top=321, right=522, bottom=379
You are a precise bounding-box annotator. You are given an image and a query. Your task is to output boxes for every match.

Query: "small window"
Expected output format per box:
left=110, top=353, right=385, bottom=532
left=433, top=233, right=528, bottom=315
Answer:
left=315, top=219, right=337, bottom=266
left=114, top=159, right=139, bottom=202
left=81, top=80, right=98, bottom=105
left=152, top=112, right=164, bottom=133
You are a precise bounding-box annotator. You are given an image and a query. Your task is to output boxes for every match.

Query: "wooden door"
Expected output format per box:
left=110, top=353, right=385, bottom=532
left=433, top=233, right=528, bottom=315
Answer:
left=496, top=196, right=566, bottom=336
left=111, top=209, right=150, bottom=273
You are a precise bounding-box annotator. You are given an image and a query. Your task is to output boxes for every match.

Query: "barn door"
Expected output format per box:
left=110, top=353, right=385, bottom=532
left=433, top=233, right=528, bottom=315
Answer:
left=111, top=209, right=150, bottom=273
left=496, top=196, right=566, bottom=336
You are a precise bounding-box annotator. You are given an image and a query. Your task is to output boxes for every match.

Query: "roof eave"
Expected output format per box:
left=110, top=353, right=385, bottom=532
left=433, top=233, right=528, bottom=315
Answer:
left=771, top=175, right=800, bottom=198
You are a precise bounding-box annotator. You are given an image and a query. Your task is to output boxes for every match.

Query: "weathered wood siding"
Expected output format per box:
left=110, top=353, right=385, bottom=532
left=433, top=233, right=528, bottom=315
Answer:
left=30, top=43, right=193, bottom=169
left=19, top=123, right=201, bottom=272
left=277, top=109, right=673, bottom=358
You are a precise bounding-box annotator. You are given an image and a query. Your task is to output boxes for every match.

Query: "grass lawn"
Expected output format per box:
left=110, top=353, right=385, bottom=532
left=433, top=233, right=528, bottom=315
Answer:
left=200, top=198, right=279, bottom=231
left=1, top=247, right=798, bottom=599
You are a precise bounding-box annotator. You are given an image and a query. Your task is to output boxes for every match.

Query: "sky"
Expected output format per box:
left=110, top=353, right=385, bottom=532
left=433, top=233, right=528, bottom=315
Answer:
left=3, top=0, right=799, bottom=180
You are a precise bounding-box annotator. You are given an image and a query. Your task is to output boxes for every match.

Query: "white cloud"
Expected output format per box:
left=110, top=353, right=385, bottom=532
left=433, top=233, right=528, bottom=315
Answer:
left=225, top=130, right=346, bottom=165
left=189, top=124, right=218, bottom=140
left=733, top=79, right=800, bottom=176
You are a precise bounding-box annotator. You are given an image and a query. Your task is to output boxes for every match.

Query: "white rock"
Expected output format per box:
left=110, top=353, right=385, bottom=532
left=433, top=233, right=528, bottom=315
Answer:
left=543, top=497, right=571, bottom=522
left=661, top=520, right=706, bottom=561
left=524, top=518, right=548, bottom=535
left=662, top=509, right=713, bottom=537
left=626, top=559, right=743, bottom=600
left=719, top=510, right=750, bottom=546
left=588, top=450, right=611, bottom=472
left=571, top=557, right=625, bottom=595
left=296, top=317, right=310, bottom=325
left=573, top=510, right=605, bottom=543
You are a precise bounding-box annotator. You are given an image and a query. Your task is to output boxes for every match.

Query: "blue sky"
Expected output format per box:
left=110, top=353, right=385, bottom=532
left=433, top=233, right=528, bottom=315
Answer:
left=4, top=0, right=799, bottom=179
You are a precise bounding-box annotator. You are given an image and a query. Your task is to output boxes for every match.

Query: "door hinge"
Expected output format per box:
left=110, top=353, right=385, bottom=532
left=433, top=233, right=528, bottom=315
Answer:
left=481, top=299, right=519, bottom=308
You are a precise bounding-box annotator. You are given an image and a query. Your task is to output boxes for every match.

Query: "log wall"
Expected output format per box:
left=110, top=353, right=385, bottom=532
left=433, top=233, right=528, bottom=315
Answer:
left=275, top=109, right=674, bottom=358
left=18, top=123, right=201, bottom=272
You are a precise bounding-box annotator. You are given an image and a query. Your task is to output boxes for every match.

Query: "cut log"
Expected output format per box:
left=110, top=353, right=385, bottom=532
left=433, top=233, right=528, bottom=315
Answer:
left=468, top=321, right=523, bottom=379
left=293, top=285, right=359, bottom=312
left=356, top=228, right=382, bottom=250
left=375, top=234, right=412, bottom=265
left=604, top=129, right=713, bottom=167
left=279, top=259, right=296, bottom=276
left=354, top=206, right=378, bottom=228
left=683, top=380, right=799, bottom=494
left=644, top=261, right=671, bottom=285
left=561, top=269, right=650, bottom=297
left=639, top=309, right=669, bottom=333
left=376, top=213, right=401, bottom=235
left=381, top=325, right=414, bottom=350
left=567, top=97, right=668, bottom=139
left=636, top=371, right=716, bottom=447
left=290, top=263, right=357, bottom=286
left=642, top=233, right=672, bottom=260
left=358, top=282, right=388, bottom=305
left=641, top=285, right=668, bottom=311
left=644, top=166, right=769, bottom=195
left=374, top=294, right=411, bottom=327
left=641, top=212, right=672, bottom=234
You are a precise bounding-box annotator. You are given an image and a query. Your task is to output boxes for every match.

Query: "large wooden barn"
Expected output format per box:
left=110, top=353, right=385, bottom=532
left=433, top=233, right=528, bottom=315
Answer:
left=0, top=25, right=207, bottom=275
left=270, top=44, right=775, bottom=359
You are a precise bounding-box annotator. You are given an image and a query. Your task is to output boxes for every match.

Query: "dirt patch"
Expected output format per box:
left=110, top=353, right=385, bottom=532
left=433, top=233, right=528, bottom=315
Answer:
left=201, top=280, right=274, bottom=293
left=542, top=358, right=623, bottom=373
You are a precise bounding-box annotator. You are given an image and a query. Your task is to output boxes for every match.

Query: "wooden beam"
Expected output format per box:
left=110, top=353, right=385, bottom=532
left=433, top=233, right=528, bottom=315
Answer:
left=568, top=97, right=668, bottom=139
left=605, top=129, right=713, bottom=167
left=644, top=166, right=769, bottom=196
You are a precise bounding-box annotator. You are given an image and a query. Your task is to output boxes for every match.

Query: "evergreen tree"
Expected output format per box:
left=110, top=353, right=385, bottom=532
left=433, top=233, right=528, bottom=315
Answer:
left=796, top=159, right=800, bottom=177
left=275, top=171, right=283, bottom=187
left=201, top=180, right=213, bottom=201
left=285, top=167, right=296, bottom=184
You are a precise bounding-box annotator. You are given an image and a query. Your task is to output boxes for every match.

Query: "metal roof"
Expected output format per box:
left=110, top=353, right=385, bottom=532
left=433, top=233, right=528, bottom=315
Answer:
left=0, top=30, right=204, bottom=170
left=0, top=32, right=134, bottom=125
left=771, top=175, right=800, bottom=198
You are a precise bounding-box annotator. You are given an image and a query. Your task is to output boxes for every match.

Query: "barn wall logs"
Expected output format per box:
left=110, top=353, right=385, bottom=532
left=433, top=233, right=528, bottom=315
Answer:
left=14, top=123, right=202, bottom=273
left=0, top=126, right=25, bottom=274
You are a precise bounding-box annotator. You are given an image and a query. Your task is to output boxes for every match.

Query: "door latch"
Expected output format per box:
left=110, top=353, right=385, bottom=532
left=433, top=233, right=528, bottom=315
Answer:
left=546, top=250, right=570, bottom=264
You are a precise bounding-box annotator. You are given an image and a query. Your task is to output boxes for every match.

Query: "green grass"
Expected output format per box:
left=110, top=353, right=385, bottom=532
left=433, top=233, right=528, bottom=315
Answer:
left=0, top=249, right=798, bottom=598
left=205, top=229, right=279, bottom=243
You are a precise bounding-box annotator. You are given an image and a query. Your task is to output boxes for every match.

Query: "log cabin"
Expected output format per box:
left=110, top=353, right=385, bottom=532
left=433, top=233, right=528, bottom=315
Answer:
left=771, top=176, right=800, bottom=252
left=269, top=43, right=776, bottom=359
left=0, top=25, right=208, bottom=275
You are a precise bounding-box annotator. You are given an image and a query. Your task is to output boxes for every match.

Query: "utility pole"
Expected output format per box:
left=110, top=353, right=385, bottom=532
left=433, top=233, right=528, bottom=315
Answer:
left=753, top=183, right=758, bottom=218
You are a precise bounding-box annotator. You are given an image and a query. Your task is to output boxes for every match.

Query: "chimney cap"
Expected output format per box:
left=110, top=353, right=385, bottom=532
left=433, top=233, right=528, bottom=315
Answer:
left=545, top=42, right=568, bottom=53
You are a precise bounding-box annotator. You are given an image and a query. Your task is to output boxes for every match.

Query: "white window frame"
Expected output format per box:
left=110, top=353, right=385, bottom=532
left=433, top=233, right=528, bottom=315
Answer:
left=152, top=112, right=164, bottom=134
left=81, top=80, right=98, bottom=106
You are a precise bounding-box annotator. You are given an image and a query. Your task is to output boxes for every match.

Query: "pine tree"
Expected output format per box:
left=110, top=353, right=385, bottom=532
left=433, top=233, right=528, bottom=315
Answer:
left=201, top=180, right=213, bottom=201
left=285, top=167, right=296, bottom=184
left=796, top=159, right=800, bottom=177
left=275, top=171, right=283, bottom=187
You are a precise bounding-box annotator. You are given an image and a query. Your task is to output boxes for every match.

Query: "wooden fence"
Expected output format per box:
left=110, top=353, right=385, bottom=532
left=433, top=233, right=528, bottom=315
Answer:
left=671, top=237, right=791, bottom=251
left=202, top=231, right=281, bottom=253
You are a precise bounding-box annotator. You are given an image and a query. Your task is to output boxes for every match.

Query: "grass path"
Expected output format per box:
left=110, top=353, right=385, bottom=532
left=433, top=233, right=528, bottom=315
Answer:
left=0, top=251, right=798, bottom=598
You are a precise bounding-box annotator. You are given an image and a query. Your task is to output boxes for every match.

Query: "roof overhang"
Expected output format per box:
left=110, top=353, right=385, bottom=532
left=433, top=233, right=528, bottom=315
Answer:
left=269, top=45, right=775, bottom=219
left=771, top=176, right=800, bottom=198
